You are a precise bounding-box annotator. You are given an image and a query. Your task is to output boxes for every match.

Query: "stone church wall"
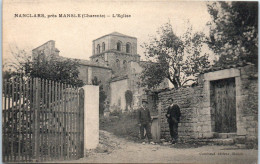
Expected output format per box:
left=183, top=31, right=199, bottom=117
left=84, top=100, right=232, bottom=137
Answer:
left=109, top=35, right=137, bottom=54
left=92, top=34, right=137, bottom=55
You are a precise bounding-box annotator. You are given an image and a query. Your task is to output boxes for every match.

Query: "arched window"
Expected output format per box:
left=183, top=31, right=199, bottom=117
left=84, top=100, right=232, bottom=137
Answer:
left=117, top=41, right=121, bottom=51
left=126, top=43, right=131, bottom=53
left=102, top=42, right=105, bottom=52
left=123, top=60, right=127, bottom=69
left=97, top=44, right=100, bottom=54
left=116, top=59, right=120, bottom=68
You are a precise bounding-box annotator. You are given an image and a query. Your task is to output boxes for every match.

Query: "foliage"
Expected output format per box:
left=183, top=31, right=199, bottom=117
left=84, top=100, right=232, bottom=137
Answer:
left=207, top=1, right=258, bottom=66
left=26, top=55, right=84, bottom=86
left=4, top=49, right=84, bottom=87
left=91, top=76, right=107, bottom=116
left=141, top=22, right=210, bottom=89
left=92, top=76, right=101, bottom=85
left=99, top=86, right=107, bottom=115
left=125, top=90, right=133, bottom=111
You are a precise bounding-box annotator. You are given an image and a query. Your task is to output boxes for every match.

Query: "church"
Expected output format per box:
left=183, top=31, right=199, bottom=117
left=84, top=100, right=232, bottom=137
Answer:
left=32, top=32, right=169, bottom=112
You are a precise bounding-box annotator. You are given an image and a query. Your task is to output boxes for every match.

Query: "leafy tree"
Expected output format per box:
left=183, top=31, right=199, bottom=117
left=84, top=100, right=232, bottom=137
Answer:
left=141, top=22, right=210, bottom=89
left=25, top=54, right=84, bottom=86
left=125, top=90, right=133, bottom=111
left=4, top=49, right=84, bottom=87
left=207, top=1, right=258, bottom=66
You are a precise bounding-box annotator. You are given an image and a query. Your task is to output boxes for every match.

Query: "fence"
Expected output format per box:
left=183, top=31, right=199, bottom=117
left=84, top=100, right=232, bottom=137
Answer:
left=2, top=77, right=84, bottom=162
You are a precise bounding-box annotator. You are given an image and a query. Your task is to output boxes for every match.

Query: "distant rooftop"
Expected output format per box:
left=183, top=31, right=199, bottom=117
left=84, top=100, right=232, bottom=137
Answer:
left=32, top=40, right=55, bottom=51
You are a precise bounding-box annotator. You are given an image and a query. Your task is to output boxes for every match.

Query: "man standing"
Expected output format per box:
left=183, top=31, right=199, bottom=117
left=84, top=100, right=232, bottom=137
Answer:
left=165, top=98, right=181, bottom=144
left=137, top=99, right=155, bottom=145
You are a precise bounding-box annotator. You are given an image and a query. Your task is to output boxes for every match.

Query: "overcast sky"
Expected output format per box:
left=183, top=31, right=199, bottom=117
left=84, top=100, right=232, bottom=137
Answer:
left=3, top=0, right=211, bottom=61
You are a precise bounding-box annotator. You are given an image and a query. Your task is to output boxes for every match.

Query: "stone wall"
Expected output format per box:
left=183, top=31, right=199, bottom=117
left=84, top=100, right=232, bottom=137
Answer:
left=91, top=52, right=140, bottom=76
left=32, top=40, right=60, bottom=59
left=237, top=65, right=258, bottom=144
left=158, top=65, right=258, bottom=144
left=109, top=35, right=137, bottom=54
left=92, top=34, right=137, bottom=55
left=158, top=85, right=205, bottom=141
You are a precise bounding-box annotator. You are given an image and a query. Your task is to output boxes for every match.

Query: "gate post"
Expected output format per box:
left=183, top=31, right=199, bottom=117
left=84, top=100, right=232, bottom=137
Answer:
left=82, top=85, right=99, bottom=154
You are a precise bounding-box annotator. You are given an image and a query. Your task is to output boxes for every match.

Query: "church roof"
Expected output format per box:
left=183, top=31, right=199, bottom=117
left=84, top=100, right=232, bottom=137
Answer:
left=93, top=32, right=137, bottom=41
left=109, top=32, right=135, bottom=38
left=78, top=59, right=111, bottom=69
left=110, top=75, right=129, bottom=82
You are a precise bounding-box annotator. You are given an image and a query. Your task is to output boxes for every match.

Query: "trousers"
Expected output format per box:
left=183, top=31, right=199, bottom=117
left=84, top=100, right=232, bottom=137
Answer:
left=169, top=121, right=178, bottom=140
left=140, top=122, right=152, bottom=141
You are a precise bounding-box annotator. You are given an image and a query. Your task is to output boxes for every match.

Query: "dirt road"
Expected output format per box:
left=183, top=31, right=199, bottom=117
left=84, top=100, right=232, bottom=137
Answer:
left=58, top=131, right=258, bottom=164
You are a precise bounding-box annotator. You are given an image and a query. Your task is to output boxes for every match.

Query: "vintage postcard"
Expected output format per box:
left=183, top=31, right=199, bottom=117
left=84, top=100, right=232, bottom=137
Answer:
left=2, top=0, right=258, bottom=163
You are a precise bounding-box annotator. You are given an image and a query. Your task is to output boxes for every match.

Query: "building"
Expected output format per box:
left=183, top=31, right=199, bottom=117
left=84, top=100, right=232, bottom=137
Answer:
left=32, top=40, right=60, bottom=59
left=32, top=32, right=169, bottom=112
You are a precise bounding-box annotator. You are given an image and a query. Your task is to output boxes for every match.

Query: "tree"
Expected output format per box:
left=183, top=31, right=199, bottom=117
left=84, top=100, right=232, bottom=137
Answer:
left=207, top=2, right=258, bottom=66
left=125, top=90, right=133, bottom=111
left=25, top=54, right=84, bottom=86
left=4, top=49, right=84, bottom=87
left=4, top=47, right=83, bottom=86
left=141, top=22, right=210, bottom=89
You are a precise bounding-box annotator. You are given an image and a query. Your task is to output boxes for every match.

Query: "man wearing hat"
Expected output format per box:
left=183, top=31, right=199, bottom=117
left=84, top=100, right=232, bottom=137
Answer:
left=137, top=99, right=155, bottom=144
left=165, top=98, right=181, bottom=144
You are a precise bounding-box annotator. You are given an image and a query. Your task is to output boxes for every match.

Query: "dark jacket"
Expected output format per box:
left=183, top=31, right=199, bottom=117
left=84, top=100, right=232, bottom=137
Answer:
left=166, top=104, right=181, bottom=123
left=137, top=107, right=152, bottom=124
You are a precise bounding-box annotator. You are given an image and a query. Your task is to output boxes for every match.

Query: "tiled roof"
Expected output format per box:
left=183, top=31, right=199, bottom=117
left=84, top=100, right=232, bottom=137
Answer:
left=109, top=32, right=134, bottom=38
left=93, top=32, right=137, bottom=41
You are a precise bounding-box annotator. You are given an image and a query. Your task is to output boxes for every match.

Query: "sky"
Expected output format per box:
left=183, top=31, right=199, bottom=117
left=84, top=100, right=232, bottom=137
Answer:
left=3, top=0, right=212, bottom=62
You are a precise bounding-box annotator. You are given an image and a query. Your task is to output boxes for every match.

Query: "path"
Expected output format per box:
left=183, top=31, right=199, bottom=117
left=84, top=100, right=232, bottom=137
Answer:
left=56, top=130, right=258, bottom=164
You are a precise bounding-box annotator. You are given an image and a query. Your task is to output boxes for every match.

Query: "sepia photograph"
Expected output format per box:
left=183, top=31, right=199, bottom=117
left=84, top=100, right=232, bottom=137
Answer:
left=2, top=0, right=258, bottom=163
